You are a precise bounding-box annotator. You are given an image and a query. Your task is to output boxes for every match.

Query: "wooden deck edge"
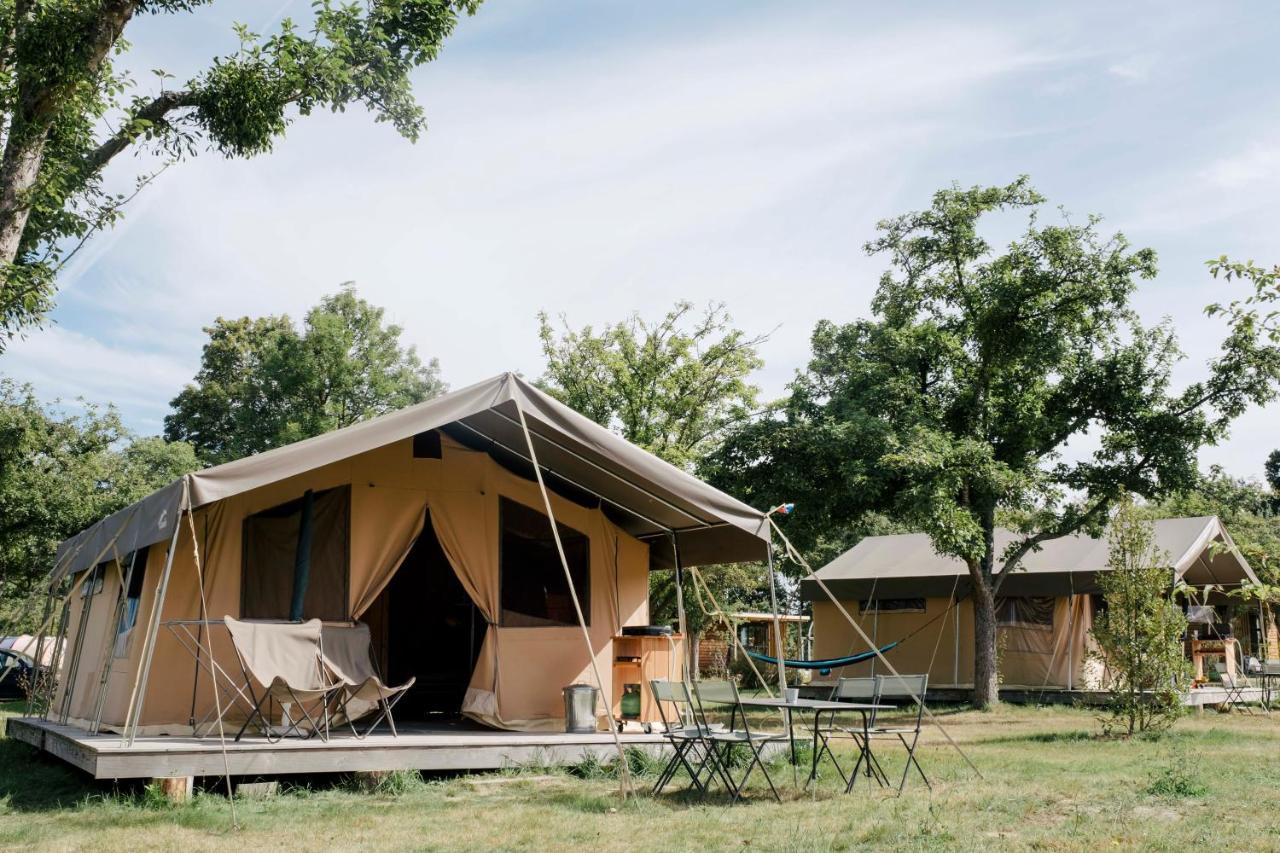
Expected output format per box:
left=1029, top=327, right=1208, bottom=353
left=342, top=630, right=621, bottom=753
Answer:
left=7, top=717, right=99, bottom=777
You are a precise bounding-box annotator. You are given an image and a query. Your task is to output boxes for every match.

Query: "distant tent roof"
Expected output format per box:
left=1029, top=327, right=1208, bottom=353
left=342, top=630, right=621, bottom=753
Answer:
left=801, top=516, right=1259, bottom=600
left=52, top=373, right=768, bottom=582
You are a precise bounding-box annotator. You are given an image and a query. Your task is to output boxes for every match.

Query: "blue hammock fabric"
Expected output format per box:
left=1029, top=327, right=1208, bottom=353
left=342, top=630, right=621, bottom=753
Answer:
left=745, top=641, right=900, bottom=676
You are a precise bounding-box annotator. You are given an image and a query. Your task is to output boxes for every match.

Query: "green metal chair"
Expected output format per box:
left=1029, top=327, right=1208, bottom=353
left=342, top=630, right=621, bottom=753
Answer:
left=692, top=679, right=785, bottom=804
left=861, top=673, right=930, bottom=794
left=649, top=679, right=723, bottom=797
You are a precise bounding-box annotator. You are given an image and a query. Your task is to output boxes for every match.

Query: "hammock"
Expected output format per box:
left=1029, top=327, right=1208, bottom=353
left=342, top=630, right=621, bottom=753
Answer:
left=745, top=640, right=900, bottom=675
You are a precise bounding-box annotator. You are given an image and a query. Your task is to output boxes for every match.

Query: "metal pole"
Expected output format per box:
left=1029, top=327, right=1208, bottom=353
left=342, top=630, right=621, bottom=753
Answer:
left=26, top=590, right=54, bottom=717
left=90, top=548, right=139, bottom=733
left=121, top=478, right=188, bottom=746
left=669, top=532, right=690, bottom=680
left=58, top=565, right=101, bottom=723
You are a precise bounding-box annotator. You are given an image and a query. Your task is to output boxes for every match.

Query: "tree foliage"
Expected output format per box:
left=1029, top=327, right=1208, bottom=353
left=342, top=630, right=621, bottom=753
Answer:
left=165, top=284, right=446, bottom=465
left=1090, top=495, right=1189, bottom=737
left=537, top=301, right=768, bottom=471
left=0, top=0, right=480, bottom=347
left=536, top=301, right=772, bottom=634
left=707, top=178, right=1280, bottom=707
left=0, top=378, right=197, bottom=628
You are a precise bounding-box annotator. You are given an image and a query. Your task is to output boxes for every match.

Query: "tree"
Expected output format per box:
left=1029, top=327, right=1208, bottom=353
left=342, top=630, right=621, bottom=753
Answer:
left=165, top=285, right=445, bottom=465
left=0, top=0, right=480, bottom=347
left=0, top=378, right=198, bottom=628
left=1090, top=495, right=1189, bottom=736
left=537, top=301, right=771, bottom=633
left=708, top=178, right=1280, bottom=708
left=537, top=301, right=768, bottom=471
left=1266, top=450, right=1280, bottom=494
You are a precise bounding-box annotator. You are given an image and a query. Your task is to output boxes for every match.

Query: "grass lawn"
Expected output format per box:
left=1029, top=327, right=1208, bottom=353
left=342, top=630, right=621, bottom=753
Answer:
left=1, top=699, right=1277, bottom=851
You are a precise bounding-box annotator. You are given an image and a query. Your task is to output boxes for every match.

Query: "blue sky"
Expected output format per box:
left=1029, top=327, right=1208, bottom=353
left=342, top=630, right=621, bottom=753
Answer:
left=4, top=1, right=1279, bottom=479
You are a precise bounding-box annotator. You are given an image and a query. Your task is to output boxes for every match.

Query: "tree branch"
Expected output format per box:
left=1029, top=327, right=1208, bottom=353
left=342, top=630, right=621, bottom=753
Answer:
left=81, top=89, right=201, bottom=176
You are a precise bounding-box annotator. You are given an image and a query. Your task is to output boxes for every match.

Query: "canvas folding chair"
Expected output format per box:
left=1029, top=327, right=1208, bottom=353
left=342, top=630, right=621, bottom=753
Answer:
left=648, top=679, right=726, bottom=797
left=1214, top=662, right=1255, bottom=714
left=862, top=674, right=931, bottom=794
left=811, top=676, right=882, bottom=788
left=321, top=623, right=416, bottom=737
left=692, top=679, right=786, bottom=804
left=224, top=617, right=339, bottom=743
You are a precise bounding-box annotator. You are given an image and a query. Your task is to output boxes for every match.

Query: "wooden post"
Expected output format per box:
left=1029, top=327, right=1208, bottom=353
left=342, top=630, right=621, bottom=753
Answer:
left=155, top=776, right=193, bottom=803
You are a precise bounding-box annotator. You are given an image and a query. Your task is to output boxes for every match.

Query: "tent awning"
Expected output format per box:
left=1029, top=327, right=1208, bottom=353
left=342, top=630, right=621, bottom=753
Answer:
left=52, top=374, right=768, bottom=583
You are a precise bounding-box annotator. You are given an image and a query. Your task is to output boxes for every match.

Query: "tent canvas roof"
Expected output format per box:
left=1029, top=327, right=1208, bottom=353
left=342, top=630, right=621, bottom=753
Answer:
left=801, top=516, right=1258, bottom=600
left=52, top=373, right=768, bottom=581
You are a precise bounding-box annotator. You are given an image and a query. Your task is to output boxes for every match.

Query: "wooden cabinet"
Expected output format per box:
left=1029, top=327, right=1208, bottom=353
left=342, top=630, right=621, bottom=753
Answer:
left=611, top=634, right=684, bottom=723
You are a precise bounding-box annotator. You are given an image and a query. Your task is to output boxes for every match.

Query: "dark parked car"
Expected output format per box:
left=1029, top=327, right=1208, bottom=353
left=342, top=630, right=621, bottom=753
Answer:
left=0, top=649, right=33, bottom=701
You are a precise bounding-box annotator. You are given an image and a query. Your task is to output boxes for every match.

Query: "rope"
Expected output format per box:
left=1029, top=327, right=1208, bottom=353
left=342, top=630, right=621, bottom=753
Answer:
left=514, top=401, right=634, bottom=800
left=926, top=574, right=962, bottom=678
left=769, top=517, right=984, bottom=779
left=186, top=504, right=238, bottom=829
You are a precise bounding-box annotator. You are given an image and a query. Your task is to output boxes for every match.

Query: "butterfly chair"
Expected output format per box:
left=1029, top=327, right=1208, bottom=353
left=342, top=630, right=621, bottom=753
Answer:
left=857, top=674, right=931, bottom=794
left=321, top=623, right=416, bottom=737
left=224, top=617, right=339, bottom=743
left=812, top=676, right=884, bottom=788
left=649, top=680, right=727, bottom=797
left=1214, top=662, right=1255, bottom=715
left=692, top=679, right=786, bottom=804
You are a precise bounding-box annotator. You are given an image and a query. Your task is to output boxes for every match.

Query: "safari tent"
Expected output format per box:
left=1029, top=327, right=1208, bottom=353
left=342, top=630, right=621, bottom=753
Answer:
left=38, top=373, right=768, bottom=740
left=802, top=517, right=1260, bottom=692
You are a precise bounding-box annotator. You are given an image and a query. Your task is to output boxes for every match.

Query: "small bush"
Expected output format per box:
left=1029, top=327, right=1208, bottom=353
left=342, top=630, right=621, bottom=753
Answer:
left=1145, top=754, right=1207, bottom=798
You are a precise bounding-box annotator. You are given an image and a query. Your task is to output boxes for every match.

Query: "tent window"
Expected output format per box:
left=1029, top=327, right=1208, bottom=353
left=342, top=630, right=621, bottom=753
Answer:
left=413, top=430, right=442, bottom=458
left=996, top=596, right=1054, bottom=630
left=242, top=486, right=350, bottom=621
left=79, top=564, right=105, bottom=598
left=859, top=598, right=926, bottom=613
left=113, top=546, right=150, bottom=658
left=499, top=497, right=590, bottom=628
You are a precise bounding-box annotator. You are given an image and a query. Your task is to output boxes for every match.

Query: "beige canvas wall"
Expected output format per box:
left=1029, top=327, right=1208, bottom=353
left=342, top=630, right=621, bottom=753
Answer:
left=810, top=595, right=1096, bottom=689
left=57, top=434, right=650, bottom=734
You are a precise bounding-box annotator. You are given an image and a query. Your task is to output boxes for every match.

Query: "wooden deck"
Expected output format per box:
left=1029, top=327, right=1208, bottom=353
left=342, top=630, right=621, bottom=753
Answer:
left=6, top=716, right=669, bottom=780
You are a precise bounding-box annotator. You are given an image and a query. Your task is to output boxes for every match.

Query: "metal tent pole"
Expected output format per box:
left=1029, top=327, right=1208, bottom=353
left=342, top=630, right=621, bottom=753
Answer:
left=121, top=478, right=188, bottom=747
left=668, top=532, right=690, bottom=680
left=90, top=548, right=139, bottom=733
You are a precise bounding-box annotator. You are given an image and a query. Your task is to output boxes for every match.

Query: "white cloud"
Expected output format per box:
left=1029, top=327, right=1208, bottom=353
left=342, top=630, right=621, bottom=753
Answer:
left=1107, top=53, right=1157, bottom=82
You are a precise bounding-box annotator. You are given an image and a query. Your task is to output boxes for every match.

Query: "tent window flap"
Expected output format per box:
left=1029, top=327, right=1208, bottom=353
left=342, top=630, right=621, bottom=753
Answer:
left=499, top=497, right=590, bottom=628
left=996, top=596, right=1055, bottom=630
left=241, top=485, right=350, bottom=621
left=859, top=598, right=926, bottom=613
left=113, top=546, right=150, bottom=658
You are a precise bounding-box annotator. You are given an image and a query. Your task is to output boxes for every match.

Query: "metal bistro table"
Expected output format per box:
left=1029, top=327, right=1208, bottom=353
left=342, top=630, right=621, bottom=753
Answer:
left=737, top=697, right=894, bottom=790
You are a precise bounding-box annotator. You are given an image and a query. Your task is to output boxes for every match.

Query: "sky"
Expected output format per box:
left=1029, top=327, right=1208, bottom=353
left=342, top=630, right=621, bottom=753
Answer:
left=3, top=1, right=1279, bottom=480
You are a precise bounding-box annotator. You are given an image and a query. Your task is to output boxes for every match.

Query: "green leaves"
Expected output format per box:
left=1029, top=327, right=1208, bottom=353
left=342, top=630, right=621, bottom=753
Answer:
left=0, top=0, right=481, bottom=346
left=0, top=378, right=198, bottom=628
left=537, top=301, right=767, bottom=472
left=164, top=285, right=446, bottom=466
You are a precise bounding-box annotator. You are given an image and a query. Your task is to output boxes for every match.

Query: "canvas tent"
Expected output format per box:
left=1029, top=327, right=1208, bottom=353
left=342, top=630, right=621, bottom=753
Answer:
left=802, top=517, right=1259, bottom=691
left=42, top=373, right=768, bottom=737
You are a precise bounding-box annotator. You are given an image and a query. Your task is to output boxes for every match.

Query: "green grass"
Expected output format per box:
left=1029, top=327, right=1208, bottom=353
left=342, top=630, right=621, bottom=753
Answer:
left=1, top=699, right=1278, bottom=851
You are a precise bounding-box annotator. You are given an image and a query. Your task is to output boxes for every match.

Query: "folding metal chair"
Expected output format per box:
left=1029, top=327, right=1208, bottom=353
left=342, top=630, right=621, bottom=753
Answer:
left=321, top=623, right=415, bottom=738
left=811, top=676, right=881, bottom=788
left=862, top=674, right=930, bottom=794
left=1214, top=662, right=1255, bottom=714
left=224, top=617, right=340, bottom=743
left=692, top=679, right=786, bottom=804
left=649, top=680, right=724, bottom=797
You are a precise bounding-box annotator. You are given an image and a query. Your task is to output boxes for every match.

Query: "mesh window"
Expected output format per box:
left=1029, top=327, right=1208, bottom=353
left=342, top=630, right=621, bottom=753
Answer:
left=499, top=497, right=589, bottom=628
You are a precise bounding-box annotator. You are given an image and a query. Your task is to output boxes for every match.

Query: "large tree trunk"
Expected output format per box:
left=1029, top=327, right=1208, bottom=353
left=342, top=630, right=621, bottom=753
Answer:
left=971, top=570, right=999, bottom=709
left=0, top=129, right=49, bottom=264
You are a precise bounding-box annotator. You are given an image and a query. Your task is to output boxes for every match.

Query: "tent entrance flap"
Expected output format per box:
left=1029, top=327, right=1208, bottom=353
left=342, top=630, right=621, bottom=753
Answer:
left=364, top=512, right=486, bottom=718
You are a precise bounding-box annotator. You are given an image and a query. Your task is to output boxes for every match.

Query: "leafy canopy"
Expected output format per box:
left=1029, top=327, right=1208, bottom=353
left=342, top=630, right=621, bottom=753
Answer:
left=164, top=284, right=446, bottom=465
left=710, top=178, right=1280, bottom=580
left=537, top=301, right=768, bottom=471
left=0, top=0, right=480, bottom=347
left=0, top=378, right=197, bottom=628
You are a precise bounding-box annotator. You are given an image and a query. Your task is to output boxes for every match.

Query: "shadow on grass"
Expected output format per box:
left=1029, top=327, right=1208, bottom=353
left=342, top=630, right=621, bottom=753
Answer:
left=974, top=729, right=1097, bottom=746
left=0, top=737, right=116, bottom=812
